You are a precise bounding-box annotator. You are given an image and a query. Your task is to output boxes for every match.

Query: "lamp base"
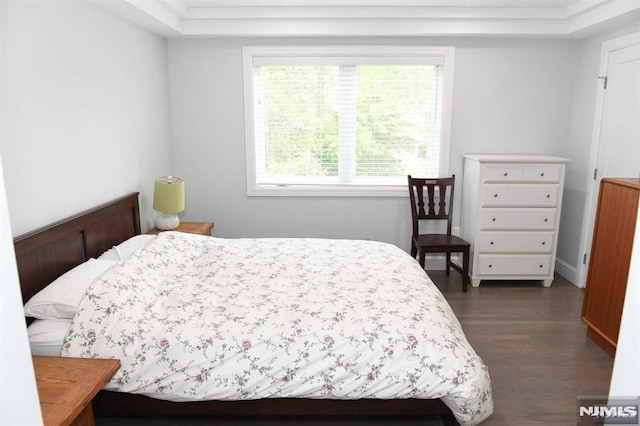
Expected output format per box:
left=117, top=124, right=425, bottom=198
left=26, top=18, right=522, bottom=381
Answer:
left=155, top=214, right=180, bottom=230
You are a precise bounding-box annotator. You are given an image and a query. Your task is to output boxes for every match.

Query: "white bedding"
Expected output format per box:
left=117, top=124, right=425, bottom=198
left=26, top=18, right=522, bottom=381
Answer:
left=28, top=318, right=71, bottom=356
left=62, top=232, right=493, bottom=425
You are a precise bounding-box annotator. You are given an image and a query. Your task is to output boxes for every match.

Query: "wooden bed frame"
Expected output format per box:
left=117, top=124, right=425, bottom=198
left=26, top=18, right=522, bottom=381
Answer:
left=14, top=193, right=457, bottom=425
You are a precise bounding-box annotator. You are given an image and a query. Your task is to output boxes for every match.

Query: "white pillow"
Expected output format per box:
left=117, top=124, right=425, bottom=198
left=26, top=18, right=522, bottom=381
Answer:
left=98, top=234, right=156, bottom=261
left=27, top=318, right=72, bottom=356
left=23, top=258, right=117, bottom=319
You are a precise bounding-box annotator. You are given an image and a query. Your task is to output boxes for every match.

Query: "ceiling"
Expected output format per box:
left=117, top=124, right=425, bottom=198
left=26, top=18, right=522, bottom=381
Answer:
left=91, top=0, right=640, bottom=38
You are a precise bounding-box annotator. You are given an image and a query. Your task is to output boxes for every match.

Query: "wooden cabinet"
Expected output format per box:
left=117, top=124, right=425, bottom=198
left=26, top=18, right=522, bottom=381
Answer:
left=33, top=356, right=120, bottom=426
left=582, top=178, right=640, bottom=357
left=461, top=155, right=569, bottom=287
left=147, top=221, right=214, bottom=236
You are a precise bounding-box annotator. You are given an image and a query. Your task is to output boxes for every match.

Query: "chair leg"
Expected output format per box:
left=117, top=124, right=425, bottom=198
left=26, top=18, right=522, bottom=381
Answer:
left=411, top=240, right=417, bottom=259
left=445, top=252, right=451, bottom=276
left=419, top=250, right=426, bottom=269
left=462, top=248, right=469, bottom=293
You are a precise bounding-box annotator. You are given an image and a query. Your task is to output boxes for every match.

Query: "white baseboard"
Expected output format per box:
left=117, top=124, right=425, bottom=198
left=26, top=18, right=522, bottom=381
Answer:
left=555, top=258, right=579, bottom=286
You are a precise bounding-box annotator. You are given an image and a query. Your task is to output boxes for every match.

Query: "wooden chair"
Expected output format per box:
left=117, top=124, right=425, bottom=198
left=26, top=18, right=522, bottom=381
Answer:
left=408, top=175, right=470, bottom=292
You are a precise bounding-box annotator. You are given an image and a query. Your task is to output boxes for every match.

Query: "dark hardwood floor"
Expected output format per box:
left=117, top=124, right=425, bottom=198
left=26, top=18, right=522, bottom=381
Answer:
left=428, top=270, right=614, bottom=425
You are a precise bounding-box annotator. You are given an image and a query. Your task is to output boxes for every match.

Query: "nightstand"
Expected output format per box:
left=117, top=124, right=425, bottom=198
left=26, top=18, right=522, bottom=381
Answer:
left=146, top=221, right=214, bottom=236
left=32, top=356, right=120, bottom=426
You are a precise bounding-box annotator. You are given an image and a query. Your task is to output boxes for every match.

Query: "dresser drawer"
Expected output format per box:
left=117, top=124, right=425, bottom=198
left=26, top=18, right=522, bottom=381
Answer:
left=477, top=231, right=554, bottom=253
left=480, top=208, right=556, bottom=230
left=483, top=164, right=562, bottom=183
left=481, top=184, right=559, bottom=207
left=476, top=254, right=552, bottom=276
left=483, top=165, right=523, bottom=182
left=522, top=165, right=561, bottom=182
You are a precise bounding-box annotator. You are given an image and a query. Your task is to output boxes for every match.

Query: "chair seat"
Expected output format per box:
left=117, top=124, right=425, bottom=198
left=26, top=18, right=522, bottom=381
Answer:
left=413, top=233, right=470, bottom=251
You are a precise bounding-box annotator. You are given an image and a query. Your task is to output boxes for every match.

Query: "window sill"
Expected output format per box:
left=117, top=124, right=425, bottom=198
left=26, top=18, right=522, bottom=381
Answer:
left=247, top=184, right=409, bottom=197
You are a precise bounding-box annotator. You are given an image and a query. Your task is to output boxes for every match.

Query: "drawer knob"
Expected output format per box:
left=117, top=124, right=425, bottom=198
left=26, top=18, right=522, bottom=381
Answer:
left=539, top=264, right=543, bottom=268
left=492, top=218, right=496, bottom=222
left=544, top=218, right=548, bottom=222
left=546, top=194, right=550, bottom=198
left=490, top=241, right=494, bottom=245
left=540, top=172, right=545, bottom=177
left=542, top=241, right=546, bottom=245
left=494, top=194, right=498, bottom=198
left=488, top=264, right=493, bottom=268
left=503, top=172, right=508, bottom=176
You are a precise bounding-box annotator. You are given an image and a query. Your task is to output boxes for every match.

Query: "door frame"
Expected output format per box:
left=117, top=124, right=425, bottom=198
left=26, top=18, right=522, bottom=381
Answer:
left=577, top=31, right=640, bottom=288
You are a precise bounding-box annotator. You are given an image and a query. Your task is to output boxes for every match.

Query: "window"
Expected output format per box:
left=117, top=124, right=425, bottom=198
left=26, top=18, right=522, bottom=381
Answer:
left=243, top=46, right=455, bottom=196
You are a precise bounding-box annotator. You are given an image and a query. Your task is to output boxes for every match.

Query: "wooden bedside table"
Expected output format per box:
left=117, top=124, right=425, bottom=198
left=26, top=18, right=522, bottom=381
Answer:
left=146, top=221, right=214, bottom=236
left=32, top=356, right=120, bottom=426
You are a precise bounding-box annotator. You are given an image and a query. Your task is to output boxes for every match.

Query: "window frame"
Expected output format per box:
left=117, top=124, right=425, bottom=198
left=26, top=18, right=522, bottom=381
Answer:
left=242, top=45, right=455, bottom=197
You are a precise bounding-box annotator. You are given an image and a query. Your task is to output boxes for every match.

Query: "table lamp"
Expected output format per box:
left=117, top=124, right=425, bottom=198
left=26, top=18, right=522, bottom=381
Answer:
left=153, top=176, right=185, bottom=230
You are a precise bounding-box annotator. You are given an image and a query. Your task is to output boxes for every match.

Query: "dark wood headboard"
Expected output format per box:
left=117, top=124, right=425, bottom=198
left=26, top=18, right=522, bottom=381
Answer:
left=13, top=193, right=141, bottom=306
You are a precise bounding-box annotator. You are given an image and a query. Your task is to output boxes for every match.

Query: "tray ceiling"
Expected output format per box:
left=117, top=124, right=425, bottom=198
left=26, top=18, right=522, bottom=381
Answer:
left=91, top=0, right=640, bottom=38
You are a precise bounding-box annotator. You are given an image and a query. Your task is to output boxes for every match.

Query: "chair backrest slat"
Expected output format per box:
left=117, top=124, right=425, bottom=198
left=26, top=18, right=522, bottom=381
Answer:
left=407, top=175, right=456, bottom=236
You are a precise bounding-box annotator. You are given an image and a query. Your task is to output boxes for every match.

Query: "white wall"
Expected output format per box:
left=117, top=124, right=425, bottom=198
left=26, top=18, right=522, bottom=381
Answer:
left=0, top=2, right=42, bottom=423
left=168, top=37, right=577, bottom=252
left=0, top=156, right=42, bottom=425
left=557, top=22, right=640, bottom=283
left=0, top=1, right=173, bottom=421
left=0, top=0, right=174, bottom=236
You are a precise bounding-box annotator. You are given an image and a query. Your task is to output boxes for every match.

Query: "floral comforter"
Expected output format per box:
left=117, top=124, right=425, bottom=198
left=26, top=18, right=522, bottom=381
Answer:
left=62, top=232, right=492, bottom=425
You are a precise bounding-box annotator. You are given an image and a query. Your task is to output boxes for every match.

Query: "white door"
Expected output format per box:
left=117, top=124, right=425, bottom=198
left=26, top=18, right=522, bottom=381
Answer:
left=594, top=43, right=640, bottom=181
left=579, top=33, right=640, bottom=288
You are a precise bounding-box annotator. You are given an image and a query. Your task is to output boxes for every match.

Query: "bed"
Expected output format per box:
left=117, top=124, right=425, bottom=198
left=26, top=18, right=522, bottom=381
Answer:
left=15, top=193, right=492, bottom=425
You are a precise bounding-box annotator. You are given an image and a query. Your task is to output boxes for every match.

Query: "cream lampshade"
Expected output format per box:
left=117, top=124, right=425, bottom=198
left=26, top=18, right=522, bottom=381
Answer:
left=153, top=176, right=185, bottom=230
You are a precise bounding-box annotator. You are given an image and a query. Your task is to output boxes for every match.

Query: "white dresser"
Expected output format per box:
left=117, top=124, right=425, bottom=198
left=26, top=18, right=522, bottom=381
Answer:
left=461, top=155, right=569, bottom=287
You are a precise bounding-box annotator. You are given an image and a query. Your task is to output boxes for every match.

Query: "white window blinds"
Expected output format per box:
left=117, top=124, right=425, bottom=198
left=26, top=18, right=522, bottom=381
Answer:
left=244, top=47, right=454, bottom=196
